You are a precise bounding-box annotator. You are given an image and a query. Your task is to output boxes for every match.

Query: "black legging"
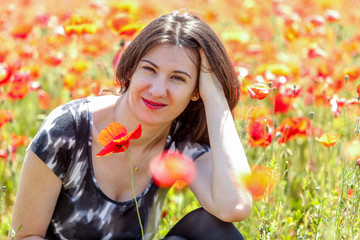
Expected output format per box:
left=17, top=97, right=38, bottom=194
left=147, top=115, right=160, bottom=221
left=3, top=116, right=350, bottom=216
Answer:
left=162, top=208, right=245, bottom=240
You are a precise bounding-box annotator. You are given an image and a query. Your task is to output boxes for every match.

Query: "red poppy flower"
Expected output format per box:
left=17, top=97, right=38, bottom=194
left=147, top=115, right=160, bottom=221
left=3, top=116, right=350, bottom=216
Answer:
left=247, top=83, right=271, bottom=100
left=306, top=15, right=325, bottom=27
left=11, top=133, right=30, bottom=149
left=324, top=9, right=340, bottom=22
left=315, top=133, right=340, bottom=147
left=308, top=47, right=327, bottom=58
left=246, top=117, right=273, bottom=147
left=274, top=93, right=292, bottom=114
left=11, top=70, right=31, bottom=84
left=117, top=23, right=143, bottom=38
left=357, top=85, right=360, bottom=98
left=7, top=84, right=30, bottom=101
left=150, top=150, right=196, bottom=188
left=107, top=13, right=132, bottom=33
left=0, top=148, right=8, bottom=160
left=343, top=66, right=360, bottom=81
left=276, top=117, right=310, bottom=143
left=0, top=63, right=12, bottom=86
left=43, top=51, right=64, bottom=66
left=97, top=122, right=142, bottom=156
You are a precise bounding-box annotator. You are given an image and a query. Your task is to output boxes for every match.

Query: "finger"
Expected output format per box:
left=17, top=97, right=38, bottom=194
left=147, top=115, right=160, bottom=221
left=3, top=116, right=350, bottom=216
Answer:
left=199, top=49, right=211, bottom=71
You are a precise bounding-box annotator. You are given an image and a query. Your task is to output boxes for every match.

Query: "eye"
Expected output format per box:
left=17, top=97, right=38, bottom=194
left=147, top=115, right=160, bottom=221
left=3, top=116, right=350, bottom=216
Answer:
left=143, top=66, right=156, bottom=73
left=171, top=75, right=185, bottom=82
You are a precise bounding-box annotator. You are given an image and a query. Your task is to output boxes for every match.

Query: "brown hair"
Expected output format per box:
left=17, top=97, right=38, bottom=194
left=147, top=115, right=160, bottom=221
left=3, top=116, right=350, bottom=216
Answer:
left=116, top=11, right=240, bottom=145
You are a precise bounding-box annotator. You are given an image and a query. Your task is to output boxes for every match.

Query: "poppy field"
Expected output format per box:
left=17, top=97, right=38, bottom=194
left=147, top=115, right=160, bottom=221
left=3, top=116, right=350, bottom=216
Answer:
left=1, top=0, right=360, bottom=239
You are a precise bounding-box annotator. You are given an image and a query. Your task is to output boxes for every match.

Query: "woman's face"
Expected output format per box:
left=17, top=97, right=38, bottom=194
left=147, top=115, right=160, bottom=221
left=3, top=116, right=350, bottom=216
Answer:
left=125, top=44, right=198, bottom=127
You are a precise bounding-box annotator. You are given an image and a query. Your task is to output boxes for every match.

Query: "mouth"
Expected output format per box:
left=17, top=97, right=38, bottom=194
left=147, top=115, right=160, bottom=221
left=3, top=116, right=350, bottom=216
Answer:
left=142, top=98, right=167, bottom=110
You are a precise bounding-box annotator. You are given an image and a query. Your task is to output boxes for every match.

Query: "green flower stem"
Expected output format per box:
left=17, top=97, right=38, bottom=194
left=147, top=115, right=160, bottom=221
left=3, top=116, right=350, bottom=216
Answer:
left=123, top=146, right=145, bottom=240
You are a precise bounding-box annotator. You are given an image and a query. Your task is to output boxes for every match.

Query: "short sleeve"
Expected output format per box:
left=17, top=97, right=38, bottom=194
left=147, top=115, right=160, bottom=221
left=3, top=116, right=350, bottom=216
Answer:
left=167, top=121, right=210, bottom=161
left=27, top=103, right=77, bottom=180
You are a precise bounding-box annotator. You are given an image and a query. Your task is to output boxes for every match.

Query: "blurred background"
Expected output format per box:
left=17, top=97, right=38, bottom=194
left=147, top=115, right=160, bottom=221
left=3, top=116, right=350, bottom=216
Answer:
left=1, top=0, right=360, bottom=239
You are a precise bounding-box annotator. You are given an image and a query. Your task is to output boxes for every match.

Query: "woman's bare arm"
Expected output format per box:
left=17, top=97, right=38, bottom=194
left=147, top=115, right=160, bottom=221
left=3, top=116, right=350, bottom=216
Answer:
left=190, top=50, right=252, bottom=222
left=9, top=150, right=62, bottom=240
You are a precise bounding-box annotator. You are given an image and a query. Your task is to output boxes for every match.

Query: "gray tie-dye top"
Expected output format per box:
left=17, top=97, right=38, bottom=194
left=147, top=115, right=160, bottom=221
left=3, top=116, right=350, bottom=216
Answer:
left=28, top=97, right=210, bottom=240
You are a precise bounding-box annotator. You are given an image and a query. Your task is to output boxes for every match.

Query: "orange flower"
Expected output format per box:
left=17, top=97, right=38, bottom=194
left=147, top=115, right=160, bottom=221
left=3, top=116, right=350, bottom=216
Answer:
left=11, top=24, right=32, bottom=39
left=276, top=117, right=310, bottom=143
left=63, top=15, right=97, bottom=36
left=117, top=23, right=144, bottom=38
left=0, top=63, right=12, bottom=86
left=247, top=83, right=271, bottom=100
left=343, top=66, right=360, bottom=81
left=11, top=133, right=30, bottom=149
left=7, top=84, right=30, bottom=101
left=70, top=59, right=90, bottom=75
left=150, top=150, right=196, bottom=188
left=97, top=122, right=142, bottom=156
left=81, top=39, right=109, bottom=57
left=37, top=89, right=51, bottom=110
left=0, top=110, right=12, bottom=129
left=242, top=165, right=278, bottom=201
left=107, top=13, right=132, bottom=33
left=315, top=133, right=340, bottom=147
left=63, top=73, right=76, bottom=91
left=247, top=117, right=273, bottom=147
left=24, top=65, right=42, bottom=80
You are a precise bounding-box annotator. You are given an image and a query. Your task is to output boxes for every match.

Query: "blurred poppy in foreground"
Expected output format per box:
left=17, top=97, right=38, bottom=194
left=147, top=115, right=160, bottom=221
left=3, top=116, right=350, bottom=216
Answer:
left=357, top=85, right=360, bottom=98
left=316, top=133, right=340, bottom=147
left=150, top=150, right=196, bottom=188
left=247, top=83, right=271, bottom=100
left=241, top=165, right=278, bottom=201
left=96, top=122, right=142, bottom=156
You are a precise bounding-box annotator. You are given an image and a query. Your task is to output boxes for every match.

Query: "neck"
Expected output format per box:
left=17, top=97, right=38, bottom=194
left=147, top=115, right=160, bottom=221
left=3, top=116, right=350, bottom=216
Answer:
left=114, top=94, right=172, bottom=151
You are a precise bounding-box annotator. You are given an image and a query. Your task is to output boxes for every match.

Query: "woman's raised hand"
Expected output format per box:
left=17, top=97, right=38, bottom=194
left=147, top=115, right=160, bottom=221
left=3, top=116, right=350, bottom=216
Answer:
left=198, top=49, right=225, bottom=103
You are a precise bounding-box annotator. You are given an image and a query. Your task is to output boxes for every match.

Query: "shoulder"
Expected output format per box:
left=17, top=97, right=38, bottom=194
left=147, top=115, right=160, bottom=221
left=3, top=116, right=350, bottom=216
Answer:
left=41, top=98, right=89, bottom=133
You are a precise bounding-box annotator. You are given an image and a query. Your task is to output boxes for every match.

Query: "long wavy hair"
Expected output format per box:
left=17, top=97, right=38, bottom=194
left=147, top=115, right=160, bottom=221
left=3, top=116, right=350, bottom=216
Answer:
left=116, top=11, right=240, bottom=145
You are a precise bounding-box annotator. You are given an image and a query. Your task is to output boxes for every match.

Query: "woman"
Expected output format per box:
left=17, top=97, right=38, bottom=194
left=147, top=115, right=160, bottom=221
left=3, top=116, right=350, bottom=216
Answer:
left=10, top=11, right=252, bottom=240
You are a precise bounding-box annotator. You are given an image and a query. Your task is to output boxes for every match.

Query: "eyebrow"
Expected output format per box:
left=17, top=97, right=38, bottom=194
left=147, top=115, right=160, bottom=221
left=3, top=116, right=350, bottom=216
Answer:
left=140, top=59, right=192, bottom=79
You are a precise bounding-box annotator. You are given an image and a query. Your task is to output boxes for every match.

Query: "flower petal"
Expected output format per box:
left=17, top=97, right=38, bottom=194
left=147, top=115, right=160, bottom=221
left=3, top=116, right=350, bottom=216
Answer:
left=97, top=122, right=127, bottom=147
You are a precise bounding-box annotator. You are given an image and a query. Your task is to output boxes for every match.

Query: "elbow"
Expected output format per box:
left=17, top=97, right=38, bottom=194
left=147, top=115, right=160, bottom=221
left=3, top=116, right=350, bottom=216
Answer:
left=217, top=193, right=253, bottom=222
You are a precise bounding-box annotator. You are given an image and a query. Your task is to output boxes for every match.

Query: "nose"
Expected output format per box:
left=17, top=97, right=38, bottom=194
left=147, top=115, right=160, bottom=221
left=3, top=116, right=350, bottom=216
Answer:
left=148, top=77, right=167, bottom=98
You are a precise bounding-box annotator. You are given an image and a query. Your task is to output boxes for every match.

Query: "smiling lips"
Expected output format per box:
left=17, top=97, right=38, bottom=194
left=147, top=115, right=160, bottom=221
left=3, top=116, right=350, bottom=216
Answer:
left=142, top=98, right=167, bottom=109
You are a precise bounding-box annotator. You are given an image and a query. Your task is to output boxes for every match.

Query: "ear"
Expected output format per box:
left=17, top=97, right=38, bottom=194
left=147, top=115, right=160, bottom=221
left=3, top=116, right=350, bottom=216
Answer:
left=191, top=92, right=200, bottom=101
